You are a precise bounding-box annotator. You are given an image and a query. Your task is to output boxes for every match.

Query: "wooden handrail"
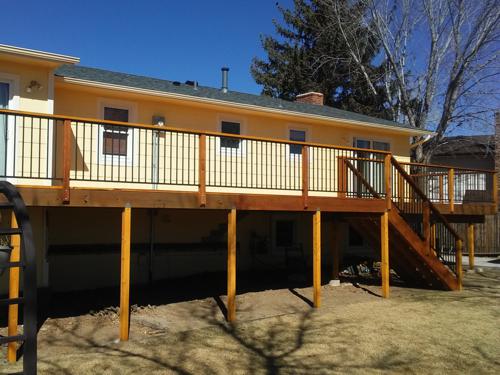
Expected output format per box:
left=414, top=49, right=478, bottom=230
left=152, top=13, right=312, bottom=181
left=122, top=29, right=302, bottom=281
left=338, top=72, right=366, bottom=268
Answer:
left=399, top=160, right=495, bottom=174
left=0, top=108, right=390, bottom=156
left=390, top=157, right=461, bottom=240
left=343, top=159, right=381, bottom=199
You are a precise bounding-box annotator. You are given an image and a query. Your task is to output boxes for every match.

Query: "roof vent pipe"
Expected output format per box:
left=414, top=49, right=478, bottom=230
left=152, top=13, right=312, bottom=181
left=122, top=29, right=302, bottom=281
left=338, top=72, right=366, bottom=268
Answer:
left=221, top=67, right=229, bottom=93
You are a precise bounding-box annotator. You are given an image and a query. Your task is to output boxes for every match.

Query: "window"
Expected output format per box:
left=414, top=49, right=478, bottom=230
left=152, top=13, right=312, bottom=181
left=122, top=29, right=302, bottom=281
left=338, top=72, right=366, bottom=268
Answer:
left=220, top=121, right=241, bottom=149
left=355, top=139, right=390, bottom=152
left=103, top=107, right=129, bottom=156
left=289, top=129, right=306, bottom=155
left=372, top=141, right=390, bottom=152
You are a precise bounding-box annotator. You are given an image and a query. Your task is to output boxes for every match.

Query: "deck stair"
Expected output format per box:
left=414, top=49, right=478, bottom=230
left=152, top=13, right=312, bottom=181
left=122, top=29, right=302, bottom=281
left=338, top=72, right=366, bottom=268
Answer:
left=345, top=157, right=462, bottom=290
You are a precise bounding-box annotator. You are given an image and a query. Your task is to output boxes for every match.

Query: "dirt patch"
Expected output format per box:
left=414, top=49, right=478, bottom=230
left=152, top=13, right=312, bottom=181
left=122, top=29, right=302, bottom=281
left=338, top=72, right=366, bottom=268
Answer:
left=1, top=269, right=499, bottom=374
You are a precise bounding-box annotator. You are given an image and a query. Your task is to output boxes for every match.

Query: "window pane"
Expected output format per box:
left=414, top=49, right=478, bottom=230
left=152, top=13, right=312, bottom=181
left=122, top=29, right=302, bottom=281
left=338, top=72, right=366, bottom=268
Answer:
left=290, top=129, right=306, bottom=155
left=221, top=121, right=240, bottom=148
left=355, top=139, right=371, bottom=149
left=103, top=107, right=129, bottom=156
left=104, top=107, right=129, bottom=122
left=103, top=132, right=128, bottom=156
left=373, top=141, right=390, bottom=151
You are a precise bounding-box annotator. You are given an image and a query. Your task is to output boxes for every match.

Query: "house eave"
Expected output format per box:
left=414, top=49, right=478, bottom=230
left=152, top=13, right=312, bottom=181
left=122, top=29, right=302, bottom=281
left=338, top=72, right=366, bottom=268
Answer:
left=0, top=44, right=80, bottom=65
left=56, top=76, right=432, bottom=136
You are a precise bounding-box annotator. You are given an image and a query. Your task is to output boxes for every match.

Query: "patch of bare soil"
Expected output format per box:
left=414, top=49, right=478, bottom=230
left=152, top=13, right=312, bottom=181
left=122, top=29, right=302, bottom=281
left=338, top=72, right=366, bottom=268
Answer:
left=1, top=269, right=499, bottom=374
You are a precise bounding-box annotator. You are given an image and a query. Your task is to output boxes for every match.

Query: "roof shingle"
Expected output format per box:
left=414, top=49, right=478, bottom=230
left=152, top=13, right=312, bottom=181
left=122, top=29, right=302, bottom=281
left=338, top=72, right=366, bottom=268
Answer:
left=55, top=64, right=418, bottom=131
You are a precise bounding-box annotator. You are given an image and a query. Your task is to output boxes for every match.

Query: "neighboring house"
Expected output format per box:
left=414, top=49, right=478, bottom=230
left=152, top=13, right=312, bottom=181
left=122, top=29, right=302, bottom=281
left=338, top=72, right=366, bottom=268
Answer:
left=426, top=133, right=498, bottom=256
left=0, top=44, right=496, bottom=333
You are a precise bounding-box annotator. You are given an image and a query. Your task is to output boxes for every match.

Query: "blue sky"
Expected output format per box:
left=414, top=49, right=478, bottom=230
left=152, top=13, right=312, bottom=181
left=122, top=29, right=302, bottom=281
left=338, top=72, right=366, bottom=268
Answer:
left=2, top=0, right=293, bottom=94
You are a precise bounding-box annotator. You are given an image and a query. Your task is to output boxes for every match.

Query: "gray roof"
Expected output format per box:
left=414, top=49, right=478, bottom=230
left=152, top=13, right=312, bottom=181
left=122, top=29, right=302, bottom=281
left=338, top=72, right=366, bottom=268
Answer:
left=55, top=64, right=415, bottom=131
left=429, top=135, right=495, bottom=156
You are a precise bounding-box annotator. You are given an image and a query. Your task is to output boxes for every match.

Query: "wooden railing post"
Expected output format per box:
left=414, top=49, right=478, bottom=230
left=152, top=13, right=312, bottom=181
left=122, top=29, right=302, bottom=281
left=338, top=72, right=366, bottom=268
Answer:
left=302, top=146, right=309, bottom=209
left=7, top=212, right=20, bottom=363
left=439, top=175, right=444, bottom=203
left=423, top=202, right=431, bottom=255
left=448, top=168, right=454, bottom=213
left=398, top=173, right=404, bottom=207
left=62, top=119, right=71, bottom=204
left=384, top=154, right=392, bottom=210
left=198, top=134, right=207, bottom=207
left=456, top=238, right=463, bottom=290
left=337, top=156, right=346, bottom=198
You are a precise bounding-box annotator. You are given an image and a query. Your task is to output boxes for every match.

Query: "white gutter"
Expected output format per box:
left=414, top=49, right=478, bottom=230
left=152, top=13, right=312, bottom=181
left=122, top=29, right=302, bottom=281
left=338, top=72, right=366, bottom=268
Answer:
left=57, top=76, right=433, bottom=136
left=0, top=44, right=80, bottom=64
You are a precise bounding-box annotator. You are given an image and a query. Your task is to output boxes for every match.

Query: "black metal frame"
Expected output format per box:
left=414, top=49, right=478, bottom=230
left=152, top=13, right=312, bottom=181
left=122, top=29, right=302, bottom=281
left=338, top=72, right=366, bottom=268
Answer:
left=0, top=181, right=37, bottom=374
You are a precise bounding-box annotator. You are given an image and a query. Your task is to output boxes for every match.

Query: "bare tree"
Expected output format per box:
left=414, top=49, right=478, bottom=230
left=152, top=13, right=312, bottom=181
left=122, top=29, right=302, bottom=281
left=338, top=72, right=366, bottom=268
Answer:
left=321, top=0, right=500, bottom=161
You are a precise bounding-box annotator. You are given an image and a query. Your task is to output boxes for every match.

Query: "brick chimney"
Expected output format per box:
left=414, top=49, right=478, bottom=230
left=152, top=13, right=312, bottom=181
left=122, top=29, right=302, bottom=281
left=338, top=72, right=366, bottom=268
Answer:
left=295, top=92, right=324, bottom=106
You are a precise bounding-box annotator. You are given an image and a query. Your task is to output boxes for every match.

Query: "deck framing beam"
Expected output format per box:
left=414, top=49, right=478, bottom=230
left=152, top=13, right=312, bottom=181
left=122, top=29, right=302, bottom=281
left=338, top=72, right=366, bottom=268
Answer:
left=12, top=186, right=389, bottom=213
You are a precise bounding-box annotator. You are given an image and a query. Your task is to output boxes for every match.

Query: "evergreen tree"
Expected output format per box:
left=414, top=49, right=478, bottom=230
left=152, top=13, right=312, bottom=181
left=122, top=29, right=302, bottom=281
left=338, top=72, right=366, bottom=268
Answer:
left=251, top=0, right=393, bottom=119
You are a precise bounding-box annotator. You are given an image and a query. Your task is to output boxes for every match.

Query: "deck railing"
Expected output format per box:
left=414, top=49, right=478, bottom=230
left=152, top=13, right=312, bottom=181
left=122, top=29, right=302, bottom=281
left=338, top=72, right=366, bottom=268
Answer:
left=391, top=157, right=462, bottom=275
left=398, top=162, right=496, bottom=208
left=0, top=109, right=496, bottom=211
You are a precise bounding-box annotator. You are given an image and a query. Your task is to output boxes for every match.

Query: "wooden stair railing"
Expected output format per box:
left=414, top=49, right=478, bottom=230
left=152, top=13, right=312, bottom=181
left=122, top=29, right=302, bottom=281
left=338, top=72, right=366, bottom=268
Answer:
left=390, top=157, right=463, bottom=284
left=342, top=156, right=463, bottom=289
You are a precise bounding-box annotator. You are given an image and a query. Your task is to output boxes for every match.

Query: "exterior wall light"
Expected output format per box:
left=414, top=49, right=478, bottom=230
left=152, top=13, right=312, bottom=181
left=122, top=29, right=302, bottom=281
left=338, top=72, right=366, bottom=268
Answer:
left=26, top=80, right=43, bottom=93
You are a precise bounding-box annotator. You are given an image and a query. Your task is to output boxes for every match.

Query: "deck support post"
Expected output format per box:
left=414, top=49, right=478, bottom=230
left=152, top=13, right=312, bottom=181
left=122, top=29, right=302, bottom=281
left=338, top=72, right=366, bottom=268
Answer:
left=313, top=210, right=321, bottom=308
left=7, top=212, right=20, bottom=363
left=120, top=205, right=132, bottom=341
left=456, top=239, right=463, bottom=290
left=467, top=223, right=475, bottom=271
left=227, top=208, right=237, bottom=322
left=330, top=218, right=341, bottom=281
left=380, top=211, right=390, bottom=298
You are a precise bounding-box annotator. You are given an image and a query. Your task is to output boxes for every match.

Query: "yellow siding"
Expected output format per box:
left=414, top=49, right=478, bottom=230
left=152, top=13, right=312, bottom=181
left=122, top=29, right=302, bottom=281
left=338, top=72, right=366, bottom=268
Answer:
left=54, top=85, right=411, bottom=157
left=0, top=59, right=52, bottom=113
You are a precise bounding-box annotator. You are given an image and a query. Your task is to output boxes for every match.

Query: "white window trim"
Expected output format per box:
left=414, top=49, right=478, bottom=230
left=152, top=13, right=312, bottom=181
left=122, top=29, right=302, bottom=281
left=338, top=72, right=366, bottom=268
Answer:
left=0, top=72, right=20, bottom=179
left=97, top=98, right=138, bottom=166
left=217, top=114, right=247, bottom=157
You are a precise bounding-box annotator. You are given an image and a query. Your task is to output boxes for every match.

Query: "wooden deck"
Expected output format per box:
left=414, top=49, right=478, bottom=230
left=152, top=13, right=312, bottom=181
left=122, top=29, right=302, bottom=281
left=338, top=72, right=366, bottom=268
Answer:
left=0, top=108, right=497, bottom=349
